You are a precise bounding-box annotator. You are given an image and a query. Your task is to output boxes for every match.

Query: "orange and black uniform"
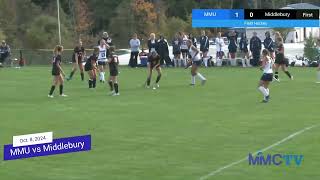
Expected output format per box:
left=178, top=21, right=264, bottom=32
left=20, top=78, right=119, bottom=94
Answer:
left=52, top=55, right=62, bottom=76
left=148, top=54, right=161, bottom=69
left=109, top=55, right=118, bottom=76
left=85, top=54, right=98, bottom=71
left=275, top=44, right=285, bottom=65
left=72, top=46, right=85, bottom=64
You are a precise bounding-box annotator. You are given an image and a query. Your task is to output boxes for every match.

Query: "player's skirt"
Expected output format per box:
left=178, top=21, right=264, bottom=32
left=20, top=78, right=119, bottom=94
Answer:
left=173, top=50, right=181, bottom=55
left=97, top=60, right=107, bottom=65
left=52, top=69, right=60, bottom=76
left=260, top=73, right=273, bottom=82
left=193, top=60, right=202, bottom=67
left=216, top=51, right=224, bottom=59
left=275, top=53, right=286, bottom=64
left=84, top=63, right=93, bottom=71
left=181, top=49, right=189, bottom=53
left=109, top=68, right=118, bottom=76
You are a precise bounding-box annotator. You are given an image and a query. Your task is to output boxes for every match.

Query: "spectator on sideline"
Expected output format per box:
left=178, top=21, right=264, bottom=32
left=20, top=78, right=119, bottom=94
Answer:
left=215, top=32, right=225, bottom=67
left=228, top=31, right=238, bottom=66
left=0, top=40, right=11, bottom=66
left=172, top=32, right=182, bottom=67
left=157, top=35, right=172, bottom=67
left=250, top=32, right=262, bottom=66
left=239, top=33, right=251, bottom=67
left=263, top=31, right=275, bottom=59
left=147, top=33, right=158, bottom=53
left=189, top=33, right=197, bottom=48
left=129, top=33, right=140, bottom=68
left=199, top=30, right=209, bottom=67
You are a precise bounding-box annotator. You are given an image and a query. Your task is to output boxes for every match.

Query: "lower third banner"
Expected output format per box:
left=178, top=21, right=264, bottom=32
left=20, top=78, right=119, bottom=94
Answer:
left=3, top=135, right=91, bottom=161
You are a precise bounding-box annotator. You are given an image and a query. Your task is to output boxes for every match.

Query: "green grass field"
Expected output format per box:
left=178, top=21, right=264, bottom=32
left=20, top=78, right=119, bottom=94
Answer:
left=0, top=66, right=319, bottom=180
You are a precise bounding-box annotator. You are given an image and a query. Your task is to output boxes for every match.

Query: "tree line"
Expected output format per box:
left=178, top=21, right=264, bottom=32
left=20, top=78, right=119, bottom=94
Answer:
left=0, top=0, right=319, bottom=49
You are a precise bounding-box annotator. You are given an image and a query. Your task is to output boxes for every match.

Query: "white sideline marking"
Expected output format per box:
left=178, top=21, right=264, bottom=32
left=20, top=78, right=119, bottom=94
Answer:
left=199, top=124, right=318, bottom=180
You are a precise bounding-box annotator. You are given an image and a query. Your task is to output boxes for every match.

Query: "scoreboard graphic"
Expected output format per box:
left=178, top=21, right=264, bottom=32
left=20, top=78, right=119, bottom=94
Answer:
left=192, top=9, right=320, bottom=27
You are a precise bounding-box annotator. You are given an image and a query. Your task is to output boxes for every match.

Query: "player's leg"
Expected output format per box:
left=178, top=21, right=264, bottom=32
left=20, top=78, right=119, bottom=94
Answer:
left=48, top=76, right=59, bottom=97
left=92, top=69, right=97, bottom=88
left=112, top=76, right=120, bottom=95
left=146, top=66, right=153, bottom=88
left=258, top=80, right=268, bottom=102
left=108, top=75, right=114, bottom=94
left=202, top=51, right=208, bottom=67
left=59, top=74, right=67, bottom=96
left=281, top=64, right=293, bottom=80
left=317, top=64, right=320, bottom=83
left=195, top=62, right=206, bottom=85
left=79, top=63, right=84, bottom=81
left=67, top=63, right=78, bottom=81
left=87, top=70, right=93, bottom=88
left=154, top=67, right=162, bottom=89
left=273, top=63, right=280, bottom=82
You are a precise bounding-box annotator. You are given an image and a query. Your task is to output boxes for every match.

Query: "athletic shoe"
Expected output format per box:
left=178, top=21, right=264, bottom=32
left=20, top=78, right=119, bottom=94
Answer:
left=190, top=83, right=195, bottom=86
left=66, top=77, right=71, bottom=81
left=152, top=87, right=156, bottom=90
left=100, top=80, right=102, bottom=83
left=112, top=93, right=120, bottom=96
left=109, top=91, right=115, bottom=95
left=48, top=95, right=54, bottom=98
left=273, top=77, right=280, bottom=82
left=155, top=83, right=160, bottom=88
left=60, top=94, right=68, bottom=97
left=145, top=85, right=150, bottom=89
left=262, top=99, right=269, bottom=103
left=265, top=95, right=270, bottom=101
left=290, top=76, right=294, bottom=80
left=201, top=79, right=207, bottom=86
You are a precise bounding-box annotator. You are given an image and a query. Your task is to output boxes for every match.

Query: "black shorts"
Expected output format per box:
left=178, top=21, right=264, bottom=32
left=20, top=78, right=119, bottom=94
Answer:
left=181, top=49, right=188, bottom=53
left=193, top=60, right=202, bottom=66
left=97, top=61, right=107, bottom=66
left=200, top=48, right=209, bottom=53
left=275, top=54, right=286, bottom=64
left=260, top=73, right=273, bottom=82
left=173, top=51, right=181, bottom=55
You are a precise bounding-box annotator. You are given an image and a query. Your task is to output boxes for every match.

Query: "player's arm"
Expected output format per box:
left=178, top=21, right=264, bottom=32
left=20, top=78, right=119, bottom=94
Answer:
left=57, top=60, right=65, bottom=76
left=259, top=57, right=266, bottom=71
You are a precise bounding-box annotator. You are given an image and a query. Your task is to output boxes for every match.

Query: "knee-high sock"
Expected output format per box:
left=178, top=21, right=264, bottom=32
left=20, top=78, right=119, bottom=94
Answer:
left=258, top=86, right=268, bottom=97
left=241, top=59, right=246, bottom=67
left=197, top=72, right=206, bottom=81
left=246, top=58, right=251, bottom=67
left=80, top=72, right=84, bottom=81
left=156, top=74, right=161, bottom=83
left=49, top=85, right=55, bottom=95
left=114, top=83, right=119, bottom=93
left=191, top=75, right=195, bottom=85
left=88, top=79, right=93, bottom=88
left=284, top=71, right=292, bottom=78
left=203, top=57, right=208, bottom=67
left=146, top=77, right=151, bottom=86
left=274, top=72, right=279, bottom=79
left=69, top=71, right=75, bottom=78
left=92, top=78, right=96, bottom=88
left=266, top=88, right=270, bottom=96
left=59, top=85, right=63, bottom=95
left=108, top=81, right=114, bottom=91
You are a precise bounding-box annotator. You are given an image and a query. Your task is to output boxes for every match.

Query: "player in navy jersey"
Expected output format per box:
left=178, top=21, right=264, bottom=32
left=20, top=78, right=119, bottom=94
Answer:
left=273, top=32, right=293, bottom=82
left=145, top=51, right=162, bottom=89
left=84, top=47, right=99, bottom=89
left=67, top=39, right=85, bottom=81
left=48, top=45, right=67, bottom=98
left=258, top=49, right=273, bottom=103
left=107, top=47, right=120, bottom=96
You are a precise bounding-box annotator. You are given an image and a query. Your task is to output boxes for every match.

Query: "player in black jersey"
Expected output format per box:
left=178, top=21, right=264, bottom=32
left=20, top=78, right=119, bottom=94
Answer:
left=273, top=32, right=293, bottom=82
left=48, top=45, right=67, bottom=98
left=84, top=47, right=99, bottom=89
left=145, top=51, right=162, bottom=89
left=107, top=47, right=120, bottom=96
left=67, top=39, right=86, bottom=81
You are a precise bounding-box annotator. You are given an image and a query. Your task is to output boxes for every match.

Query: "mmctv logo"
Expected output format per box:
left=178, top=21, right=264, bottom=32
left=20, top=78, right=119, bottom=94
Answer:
left=248, top=152, right=304, bottom=166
